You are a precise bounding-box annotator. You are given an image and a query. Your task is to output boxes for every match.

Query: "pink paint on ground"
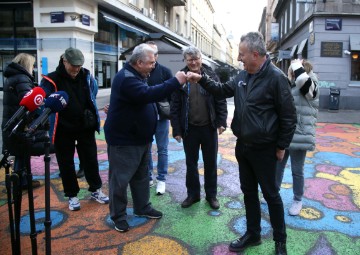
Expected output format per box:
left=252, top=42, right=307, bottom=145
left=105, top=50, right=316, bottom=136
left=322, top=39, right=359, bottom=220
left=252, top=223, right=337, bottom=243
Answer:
left=305, top=178, right=359, bottom=211
left=316, top=164, right=343, bottom=175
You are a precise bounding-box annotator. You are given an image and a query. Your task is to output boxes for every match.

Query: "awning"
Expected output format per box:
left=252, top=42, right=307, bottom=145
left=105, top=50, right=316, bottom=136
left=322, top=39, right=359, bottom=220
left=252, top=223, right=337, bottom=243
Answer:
left=290, top=44, right=298, bottom=58
left=100, top=11, right=149, bottom=37
left=297, top=38, right=308, bottom=54
left=350, top=34, right=360, bottom=51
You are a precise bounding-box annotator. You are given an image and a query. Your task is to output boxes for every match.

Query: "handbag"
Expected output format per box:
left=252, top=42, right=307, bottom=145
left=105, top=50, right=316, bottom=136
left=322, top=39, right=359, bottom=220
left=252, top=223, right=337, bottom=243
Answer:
left=157, top=101, right=171, bottom=119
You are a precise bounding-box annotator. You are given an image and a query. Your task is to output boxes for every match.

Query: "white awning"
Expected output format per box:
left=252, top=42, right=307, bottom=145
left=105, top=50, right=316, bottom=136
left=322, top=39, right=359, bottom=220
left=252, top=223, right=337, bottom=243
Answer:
left=350, top=34, right=360, bottom=51
left=297, top=38, right=308, bottom=54
left=100, top=11, right=149, bottom=37
left=290, top=44, right=298, bottom=58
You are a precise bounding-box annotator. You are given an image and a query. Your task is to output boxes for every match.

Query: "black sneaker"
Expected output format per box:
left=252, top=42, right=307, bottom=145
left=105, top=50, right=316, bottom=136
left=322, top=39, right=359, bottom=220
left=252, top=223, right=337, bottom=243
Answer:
left=135, top=208, right=163, bottom=219
left=114, top=220, right=129, bottom=232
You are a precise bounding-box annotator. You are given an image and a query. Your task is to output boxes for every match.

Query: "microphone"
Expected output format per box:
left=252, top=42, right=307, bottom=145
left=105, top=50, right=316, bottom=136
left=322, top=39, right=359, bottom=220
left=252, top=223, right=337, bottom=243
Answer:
left=3, top=87, right=46, bottom=132
left=26, top=91, right=69, bottom=136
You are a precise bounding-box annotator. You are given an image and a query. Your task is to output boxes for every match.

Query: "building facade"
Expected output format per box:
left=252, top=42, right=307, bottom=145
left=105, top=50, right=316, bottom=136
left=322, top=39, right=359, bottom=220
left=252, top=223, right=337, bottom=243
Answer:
left=0, top=0, right=237, bottom=91
left=266, top=0, right=360, bottom=110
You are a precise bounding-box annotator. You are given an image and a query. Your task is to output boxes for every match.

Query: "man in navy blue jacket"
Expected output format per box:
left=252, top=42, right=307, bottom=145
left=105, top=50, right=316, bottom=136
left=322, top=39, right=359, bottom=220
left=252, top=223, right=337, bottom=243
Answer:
left=104, top=43, right=187, bottom=232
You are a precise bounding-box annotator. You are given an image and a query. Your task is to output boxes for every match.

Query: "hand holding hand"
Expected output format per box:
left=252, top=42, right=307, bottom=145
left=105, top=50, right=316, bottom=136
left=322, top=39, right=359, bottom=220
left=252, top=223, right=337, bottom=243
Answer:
left=186, top=72, right=202, bottom=84
left=175, top=71, right=187, bottom=85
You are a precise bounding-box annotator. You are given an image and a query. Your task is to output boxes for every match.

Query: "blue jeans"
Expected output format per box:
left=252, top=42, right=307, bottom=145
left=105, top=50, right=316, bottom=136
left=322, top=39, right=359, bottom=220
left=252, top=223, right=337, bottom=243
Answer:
left=148, top=119, right=169, bottom=182
left=276, top=149, right=306, bottom=201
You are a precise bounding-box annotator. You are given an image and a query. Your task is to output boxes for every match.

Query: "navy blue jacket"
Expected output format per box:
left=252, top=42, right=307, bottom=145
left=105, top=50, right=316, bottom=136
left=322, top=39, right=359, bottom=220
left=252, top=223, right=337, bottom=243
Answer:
left=104, top=63, right=181, bottom=146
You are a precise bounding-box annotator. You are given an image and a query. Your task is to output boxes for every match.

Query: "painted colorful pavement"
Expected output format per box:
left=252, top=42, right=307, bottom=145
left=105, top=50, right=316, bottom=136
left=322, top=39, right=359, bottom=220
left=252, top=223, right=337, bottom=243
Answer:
left=0, top=111, right=360, bottom=255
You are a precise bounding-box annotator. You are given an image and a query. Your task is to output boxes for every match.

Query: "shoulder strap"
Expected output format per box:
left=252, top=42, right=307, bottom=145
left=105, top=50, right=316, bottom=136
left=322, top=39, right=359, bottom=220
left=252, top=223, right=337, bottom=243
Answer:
left=41, top=74, right=58, bottom=92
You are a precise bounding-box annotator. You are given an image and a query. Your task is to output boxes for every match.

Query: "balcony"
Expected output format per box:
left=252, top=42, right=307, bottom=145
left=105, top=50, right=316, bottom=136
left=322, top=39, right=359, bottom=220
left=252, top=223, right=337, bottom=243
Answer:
left=164, top=0, right=186, bottom=7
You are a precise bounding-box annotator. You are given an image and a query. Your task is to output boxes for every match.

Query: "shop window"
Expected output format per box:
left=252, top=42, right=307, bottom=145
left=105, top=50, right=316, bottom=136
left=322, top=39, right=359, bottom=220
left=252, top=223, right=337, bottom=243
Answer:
left=351, top=51, right=360, bottom=81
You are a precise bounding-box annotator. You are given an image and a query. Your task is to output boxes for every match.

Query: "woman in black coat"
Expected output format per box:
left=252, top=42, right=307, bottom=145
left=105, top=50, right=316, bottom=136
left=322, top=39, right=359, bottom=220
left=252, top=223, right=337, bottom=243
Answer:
left=1, top=53, right=40, bottom=189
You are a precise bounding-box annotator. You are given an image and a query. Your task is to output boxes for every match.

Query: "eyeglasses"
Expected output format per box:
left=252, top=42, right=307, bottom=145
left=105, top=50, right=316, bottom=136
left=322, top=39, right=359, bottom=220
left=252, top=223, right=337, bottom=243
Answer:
left=185, top=57, right=200, bottom=63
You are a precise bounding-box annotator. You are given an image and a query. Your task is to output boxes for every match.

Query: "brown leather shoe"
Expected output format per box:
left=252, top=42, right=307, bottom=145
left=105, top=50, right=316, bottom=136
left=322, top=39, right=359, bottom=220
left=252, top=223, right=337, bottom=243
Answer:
left=181, top=197, right=200, bottom=208
left=206, top=197, right=220, bottom=209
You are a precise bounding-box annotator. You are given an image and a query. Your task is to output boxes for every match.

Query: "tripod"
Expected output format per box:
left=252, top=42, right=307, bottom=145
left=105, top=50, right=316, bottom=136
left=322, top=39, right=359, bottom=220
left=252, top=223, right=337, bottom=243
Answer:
left=2, top=130, right=52, bottom=255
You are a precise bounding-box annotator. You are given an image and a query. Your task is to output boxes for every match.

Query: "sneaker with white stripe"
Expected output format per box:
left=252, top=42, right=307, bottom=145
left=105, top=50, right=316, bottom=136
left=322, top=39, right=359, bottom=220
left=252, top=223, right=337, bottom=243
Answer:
left=91, top=188, right=109, bottom=204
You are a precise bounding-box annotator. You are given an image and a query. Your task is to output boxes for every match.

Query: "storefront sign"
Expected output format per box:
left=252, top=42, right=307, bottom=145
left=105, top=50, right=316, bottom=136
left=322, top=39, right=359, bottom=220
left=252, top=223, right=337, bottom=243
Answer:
left=51, top=12, right=65, bottom=23
left=278, top=50, right=291, bottom=59
left=321, top=42, right=342, bottom=57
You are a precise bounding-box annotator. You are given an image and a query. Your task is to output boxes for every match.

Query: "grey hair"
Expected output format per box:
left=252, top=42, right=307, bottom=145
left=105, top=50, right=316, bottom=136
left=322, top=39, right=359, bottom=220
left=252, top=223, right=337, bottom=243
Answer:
left=240, top=32, right=267, bottom=56
left=182, top=46, right=201, bottom=60
left=129, top=43, right=157, bottom=64
left=12, top=53, right=35, bottom=74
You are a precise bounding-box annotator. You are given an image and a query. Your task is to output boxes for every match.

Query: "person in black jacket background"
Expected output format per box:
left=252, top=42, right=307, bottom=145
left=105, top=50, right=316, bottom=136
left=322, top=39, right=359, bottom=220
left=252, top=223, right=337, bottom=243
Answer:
left=171, top=46, right=227, bottom=210
left=146, top=41, right=173, bottom=195
left=1, top=53, right=41, bottom=189
left=186, top=32, right=296, bottom=255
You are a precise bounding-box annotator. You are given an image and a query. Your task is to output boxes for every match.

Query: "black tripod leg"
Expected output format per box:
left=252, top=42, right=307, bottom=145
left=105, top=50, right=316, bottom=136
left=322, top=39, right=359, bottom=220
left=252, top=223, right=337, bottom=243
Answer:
left=44, top=137, right=52, bottom=255
left=5, top=172, right=17, bottom=254
left=25, top=156, right=38, bottom=255
left=11, top=173, right=22, bottom=255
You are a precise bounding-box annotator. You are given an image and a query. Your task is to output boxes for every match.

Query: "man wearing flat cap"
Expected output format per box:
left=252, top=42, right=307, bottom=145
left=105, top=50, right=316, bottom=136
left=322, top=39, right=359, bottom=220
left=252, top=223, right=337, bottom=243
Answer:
left=40, top=47, right=109, bottom=211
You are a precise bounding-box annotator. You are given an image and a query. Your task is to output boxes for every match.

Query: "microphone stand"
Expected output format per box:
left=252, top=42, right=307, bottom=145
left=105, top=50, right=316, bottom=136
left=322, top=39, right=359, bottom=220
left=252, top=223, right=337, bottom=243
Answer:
left=1, top=151, right=17, bottom=254
left=42, top=130, right=52, bottom=255
left=5, top=131, right=39, bottom=255
left=24, top=133, right=39, bottom=255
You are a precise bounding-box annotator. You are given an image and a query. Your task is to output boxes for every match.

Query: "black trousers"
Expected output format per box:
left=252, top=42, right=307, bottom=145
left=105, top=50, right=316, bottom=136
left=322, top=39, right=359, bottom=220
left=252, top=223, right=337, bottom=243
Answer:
left=235, top=140, right=287, bottom=243
left=183, top=124, right=218, bottom=199
left=55, top=127, right=102, bottom=197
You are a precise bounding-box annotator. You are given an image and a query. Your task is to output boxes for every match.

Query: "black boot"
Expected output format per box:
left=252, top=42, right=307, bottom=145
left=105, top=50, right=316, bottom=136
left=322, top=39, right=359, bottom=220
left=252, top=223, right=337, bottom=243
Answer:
left=275, top=241, right=287, bottom=255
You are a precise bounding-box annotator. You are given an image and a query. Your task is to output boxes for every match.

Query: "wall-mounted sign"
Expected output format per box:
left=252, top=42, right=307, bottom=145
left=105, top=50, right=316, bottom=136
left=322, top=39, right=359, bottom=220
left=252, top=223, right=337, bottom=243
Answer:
left=51, top=11, right=65, bottom=23
left=321, top=42, right=342, bottom=57
left=271, top=23, right=279, bottom=42
left=82, top=14, right=90, bottom=26
left=279, top=50, right=291, bottom=59
left=325, top=18, right=342, bottom=31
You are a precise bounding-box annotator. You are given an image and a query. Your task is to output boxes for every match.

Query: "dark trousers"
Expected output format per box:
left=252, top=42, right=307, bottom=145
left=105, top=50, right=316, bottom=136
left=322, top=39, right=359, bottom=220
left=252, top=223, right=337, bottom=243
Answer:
left=235, top=140, right=287, bottom=242
left=183, top=124, right=218, bottom=199
left=55, top=127, right=102, bottom=197
left=108, top=144, right=152, bottom=224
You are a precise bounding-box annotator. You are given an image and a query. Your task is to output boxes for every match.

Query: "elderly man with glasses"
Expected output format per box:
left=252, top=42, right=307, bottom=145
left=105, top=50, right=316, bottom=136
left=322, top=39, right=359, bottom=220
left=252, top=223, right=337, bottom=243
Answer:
left=170, top=46, right=227, bottom=210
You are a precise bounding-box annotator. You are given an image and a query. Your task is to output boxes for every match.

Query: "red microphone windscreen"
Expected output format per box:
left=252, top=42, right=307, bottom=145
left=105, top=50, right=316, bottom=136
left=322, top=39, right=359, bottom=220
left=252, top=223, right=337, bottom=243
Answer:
left=19, top=87, right=46, bottom=112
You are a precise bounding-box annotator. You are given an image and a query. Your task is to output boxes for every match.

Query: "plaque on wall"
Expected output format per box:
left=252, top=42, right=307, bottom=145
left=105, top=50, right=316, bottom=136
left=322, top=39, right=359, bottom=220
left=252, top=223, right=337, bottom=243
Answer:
left=320, top=42, right=342, bottom=57
left=325, top=18, right=342, bottom=31
left=51, top=12, right=65, bottom=23
left=82, top=14, right=90, bottom=26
